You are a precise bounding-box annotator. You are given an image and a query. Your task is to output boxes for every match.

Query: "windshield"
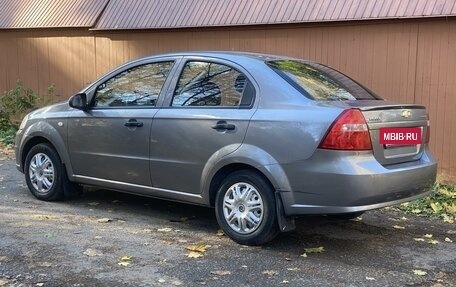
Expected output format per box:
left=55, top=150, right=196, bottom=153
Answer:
left=267, top=60, right=381, bottom=101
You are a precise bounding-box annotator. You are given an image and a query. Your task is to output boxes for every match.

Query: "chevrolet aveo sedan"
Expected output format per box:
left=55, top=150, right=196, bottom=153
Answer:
left=15, top=52, right=437, bottom=245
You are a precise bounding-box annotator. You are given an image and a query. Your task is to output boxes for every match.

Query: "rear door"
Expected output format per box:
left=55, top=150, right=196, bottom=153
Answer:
left=149, top=58, right=257, bottom=193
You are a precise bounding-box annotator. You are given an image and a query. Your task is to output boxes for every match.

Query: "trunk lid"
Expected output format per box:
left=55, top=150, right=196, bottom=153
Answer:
left=333, top=101, right=429, bottom=165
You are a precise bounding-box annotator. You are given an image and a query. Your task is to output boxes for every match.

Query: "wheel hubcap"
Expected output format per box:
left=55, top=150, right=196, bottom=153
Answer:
left=29, top=153, right=55, bottom=193
left=222, top=182, right=264, bottom=234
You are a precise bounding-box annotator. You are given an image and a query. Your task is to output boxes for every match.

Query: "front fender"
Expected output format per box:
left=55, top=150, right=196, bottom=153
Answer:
left=19, top=120, right=74, bottom=179
left=200, top=144, right=292, bottom=205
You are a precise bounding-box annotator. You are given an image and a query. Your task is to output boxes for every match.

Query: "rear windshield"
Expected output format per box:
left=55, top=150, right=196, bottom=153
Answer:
left=266, top=60, right=381, bottom=101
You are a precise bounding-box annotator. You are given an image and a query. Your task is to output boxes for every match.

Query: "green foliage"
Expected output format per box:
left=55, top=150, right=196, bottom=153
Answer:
left=0, top=81, right=54, bottom=144
left=398, top=183, right=456, bottom=223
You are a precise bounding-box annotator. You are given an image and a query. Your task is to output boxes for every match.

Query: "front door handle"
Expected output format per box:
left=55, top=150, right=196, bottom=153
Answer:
left=211, top=120, right=235, bottom=131
left=124, top=119, right=143, bottom=128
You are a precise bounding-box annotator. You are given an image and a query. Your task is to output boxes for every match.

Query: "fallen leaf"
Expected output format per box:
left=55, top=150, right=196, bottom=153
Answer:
left=365, top=277, right=376, bottom=281
left=97, top=218, right=112, bottom=223
left=262, top=270, right=278, bottom=276
left=414, top=238, right=425, bottom=242
left=120, top=256, right=133, bottom=262
left=287, top=267, right=300, bottom=271
left=171, top=280, right=183, bottom=286
left=241, top=265, right=248, bottom=268
left=445, top=237, right=453, bottom=243
left=37, top=262, right=52, bottom=267
left=158, top=279, right=166, bottom=283
left=210, top=270, right=231, bottom=276
left=94, top=236, right=103, bottom=239
left=424, top=234, right=433, bottom=238
left=284, top=257, right=292, bottom=261
left=443, top=214, right=454, bottom=223
left=280, top=280, right=289, bottom=284
left=117, top=220, right=126, bottom=223
left=303, top=246, right=325, bottom=253
left=428, top=239, right=439, bottom=245
left=413, top=270, right=427, bottom=276
left=392, top=225, right=405, bottom=229
left=216, top=230, right=224, bottom=236
left=44, top=233, right=53, bottom=238
left=186, top=244, right=209, bottom=253
left=31, top=214, right=56, bottom=220
left=411, top=209, right=422, bottom=214
left=143, top=228, right=153, bottom=233
left=157, top=227, right=172, bottom=232
left=430, top=202, right=443, bottom=213
left=187, top=251, right=203, bottom=258
left=36, top=283, right=44, bottom=287
left=83, top=248, right=103, bottom=257
left=118, top=255, right=133, bottom=266
left=300, top=253, right=308, bottom=258
left=400, top=217, right=408, bottom=221
left=87, top=202, right=99, bottom=206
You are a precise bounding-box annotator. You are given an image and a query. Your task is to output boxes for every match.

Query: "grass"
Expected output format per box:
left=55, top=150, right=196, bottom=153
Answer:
left=398, top=183, right=456, bottom=223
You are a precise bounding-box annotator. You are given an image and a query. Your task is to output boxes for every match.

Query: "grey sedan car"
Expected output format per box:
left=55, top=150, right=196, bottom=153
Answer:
left=15, top=52, right=437, bottom=245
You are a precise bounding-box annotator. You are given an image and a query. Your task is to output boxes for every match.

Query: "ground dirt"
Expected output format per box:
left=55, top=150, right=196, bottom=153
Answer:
left=0, top=149, right=455, bottom=287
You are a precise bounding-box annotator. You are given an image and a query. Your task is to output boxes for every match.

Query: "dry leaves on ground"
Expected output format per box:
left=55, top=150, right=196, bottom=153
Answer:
left=413, top=270, right=427, bottom=276
left=97, top=218, right=112, bottom=223
left=118, top=256, right=133, bottom=266
left=186, top=244, right=209, bottom=258
left=210, top=270, right=231, bottom=276
left=83, top=248, right=103, bottom=257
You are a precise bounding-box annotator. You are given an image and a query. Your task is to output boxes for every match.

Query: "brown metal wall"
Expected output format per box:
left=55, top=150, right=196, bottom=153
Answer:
left=0, top=19, right=455, bottom=182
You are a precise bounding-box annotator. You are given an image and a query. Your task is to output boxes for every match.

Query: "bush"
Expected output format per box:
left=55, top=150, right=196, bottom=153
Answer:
left=0, top=81, right=54, bottom=144
left=398, top=183, right=456, bottom=223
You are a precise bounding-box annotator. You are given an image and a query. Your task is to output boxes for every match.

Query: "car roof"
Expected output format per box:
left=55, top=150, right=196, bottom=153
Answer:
left=136, top=51, right=298, bottom=63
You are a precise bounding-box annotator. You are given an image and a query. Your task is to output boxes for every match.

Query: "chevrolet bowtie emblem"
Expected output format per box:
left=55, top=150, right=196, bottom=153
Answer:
left=401, top=109, right=411, bottom=118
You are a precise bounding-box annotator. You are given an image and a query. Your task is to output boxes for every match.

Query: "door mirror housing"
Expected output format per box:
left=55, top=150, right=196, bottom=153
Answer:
left=69, top=93, right=88, bottom=110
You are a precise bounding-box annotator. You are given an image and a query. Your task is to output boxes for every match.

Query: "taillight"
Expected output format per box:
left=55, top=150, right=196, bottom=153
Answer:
left=319, top=109, right=372, bottom=150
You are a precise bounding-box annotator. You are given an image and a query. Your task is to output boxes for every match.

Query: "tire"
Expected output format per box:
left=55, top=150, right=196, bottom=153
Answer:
left=215, top=170, right=279, bottom=245
left=327, top=211, right=364, bottom=220
left=24, top=143, right=65, bottom=201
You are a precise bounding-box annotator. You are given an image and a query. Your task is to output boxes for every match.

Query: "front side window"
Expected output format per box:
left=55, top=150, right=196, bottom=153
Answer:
left=267, top=60, right=381, bottom=101
left=172, top=61, right=253, bottom=107
left=94, top=61, right=173, bottom=107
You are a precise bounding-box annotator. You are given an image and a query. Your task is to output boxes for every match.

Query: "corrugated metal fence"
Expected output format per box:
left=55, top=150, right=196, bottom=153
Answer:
left=0, top=19, right=455, bottom=182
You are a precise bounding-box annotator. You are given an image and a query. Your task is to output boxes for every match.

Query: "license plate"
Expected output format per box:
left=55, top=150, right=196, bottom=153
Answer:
left=379, top=127, right=422, bottom=145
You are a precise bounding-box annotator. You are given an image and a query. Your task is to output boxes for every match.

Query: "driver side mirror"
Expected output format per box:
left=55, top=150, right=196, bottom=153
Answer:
left=69, top=93, right=88, bottom=110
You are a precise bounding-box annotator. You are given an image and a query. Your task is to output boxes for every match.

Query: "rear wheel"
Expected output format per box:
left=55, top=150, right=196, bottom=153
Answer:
left=215, top=170, right=279, bottom=245
left=24, top=143, right=65, bottom=201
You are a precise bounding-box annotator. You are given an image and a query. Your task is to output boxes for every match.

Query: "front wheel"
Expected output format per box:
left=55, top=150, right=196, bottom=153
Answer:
left=215, top=170, right=279, bottom=245
left=24, top=143, right=65, bottom=201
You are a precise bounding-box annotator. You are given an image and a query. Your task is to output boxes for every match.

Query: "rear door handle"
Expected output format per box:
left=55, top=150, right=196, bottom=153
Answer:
left=211, top=120, right=235, bottom=131
left=124, top=119, right=143, bottom=128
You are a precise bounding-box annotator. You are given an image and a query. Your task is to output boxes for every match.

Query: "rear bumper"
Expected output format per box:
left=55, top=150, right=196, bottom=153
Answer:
left=278, top=149, right=437, bottom=216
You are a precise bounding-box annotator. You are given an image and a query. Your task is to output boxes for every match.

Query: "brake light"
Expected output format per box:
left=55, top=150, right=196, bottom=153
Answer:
left=319, top=109, right=372, bottom=150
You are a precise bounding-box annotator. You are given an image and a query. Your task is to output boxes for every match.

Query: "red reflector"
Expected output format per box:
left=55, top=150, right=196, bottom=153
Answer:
left=379, top=127, right=422, bottom=145
left=319, top=109, right=372, bottom=150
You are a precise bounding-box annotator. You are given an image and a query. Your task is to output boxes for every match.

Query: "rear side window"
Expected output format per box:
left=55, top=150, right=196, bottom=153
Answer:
left=266, top=60, right=381, bottom=101
left=172, top=61, right=254, bottom=107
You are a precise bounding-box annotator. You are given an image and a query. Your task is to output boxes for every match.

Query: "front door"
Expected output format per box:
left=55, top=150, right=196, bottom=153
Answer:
left=149, top=59, right=257, bottom=193
left=68, top=60, right=175, bottom=186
